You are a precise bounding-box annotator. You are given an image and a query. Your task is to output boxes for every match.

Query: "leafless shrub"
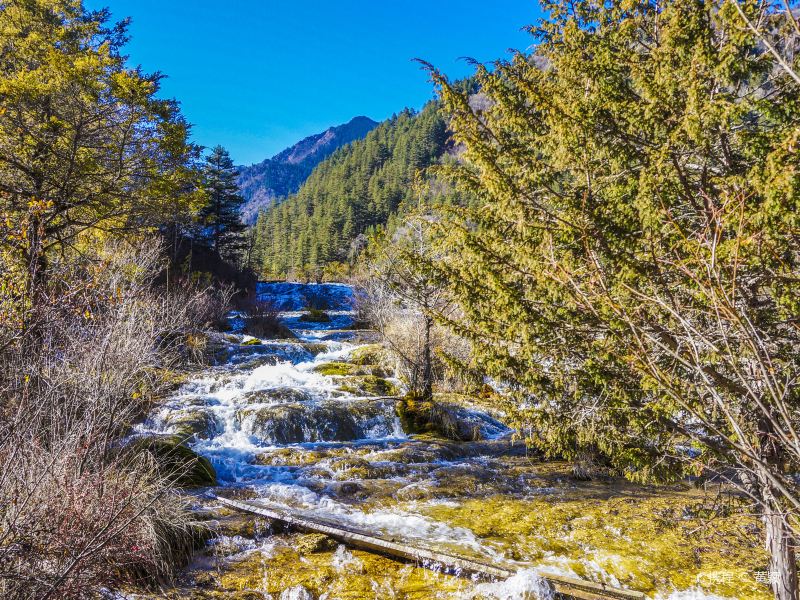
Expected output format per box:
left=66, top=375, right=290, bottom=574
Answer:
left=356, top=273, right=475, bottom=397
left=0, top=238, right=221, bottom=599
left=238, top=296, right=292, bottom=339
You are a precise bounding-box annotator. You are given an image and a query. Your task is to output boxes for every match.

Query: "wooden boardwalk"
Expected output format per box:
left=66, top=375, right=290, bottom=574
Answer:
left=216, top=496, right=645, bottom=600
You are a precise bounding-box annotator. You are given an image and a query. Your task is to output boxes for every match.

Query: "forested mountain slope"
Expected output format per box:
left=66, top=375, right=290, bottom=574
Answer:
left=250, top=103, right=449, bottom=280
left=237, top=116, right=378, bottom=224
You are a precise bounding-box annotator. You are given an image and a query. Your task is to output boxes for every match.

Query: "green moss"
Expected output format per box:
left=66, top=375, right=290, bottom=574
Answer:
left=128, top=436, right=216, bottom=487
left=241, top=337, right=262, bottom=346
left=314, top=361, right=359, bottom=376
left=295, top=533, right=337, bottom=554
left=217, top=540, right=467, bottom=599
left=396, top=397, right=495, bottom=441
left=421, top=493, right=771, bottom=598
left=298, top=308, right=331, bottom=323
left=314, top=360, right=390, bottom=378
left=165, top=410, right=217, bottom=439
left=338, top=375, right=399, bottom=397
left=156, top=368, right=191, bottom=390
left=349, top=344, right=386, bottom=366
left=255, top=447, right=330, bottom=467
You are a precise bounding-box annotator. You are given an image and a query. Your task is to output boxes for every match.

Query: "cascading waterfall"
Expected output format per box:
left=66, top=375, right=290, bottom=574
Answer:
left=133, top=283, right=737, bottom=600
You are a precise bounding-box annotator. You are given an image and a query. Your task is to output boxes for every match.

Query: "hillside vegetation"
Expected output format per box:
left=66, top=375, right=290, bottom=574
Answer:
left=250, top=104, right=449, bottom=280
left=236, top=116, right=378, bottom=224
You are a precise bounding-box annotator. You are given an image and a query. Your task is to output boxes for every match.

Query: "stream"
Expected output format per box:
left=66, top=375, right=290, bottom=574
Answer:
left=132, top=283, right=750, bottom=600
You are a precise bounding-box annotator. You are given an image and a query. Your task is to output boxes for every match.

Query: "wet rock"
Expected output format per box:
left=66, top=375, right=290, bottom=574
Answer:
left=216, top=514, right=256, bottom=538
left=192, top=571, right=217, bottom=588
left=318, top=330, right=381, bottom=344
left=348, top=344, right=388, bottom=366
left=314, top=361, right=391, bottom=378
left=398, top=397, right=509, bottom=441
left=324, top=455, right=410, bottom=481
left=300, top=342, right=328, bottom=356
left=369, top=440, right=460, bottom=464
left=240, top=387, right=314, bottom=405
left=255, top=447, right=331, bottom=466
left=337, top=375, right=399, bottom=397
left=298, top=309, right=331, bottom=323
left=296, top=533, right=337, bottom=555
left=165, top=409, right=219, bottom=439
left=313, top=361, right=359, bottom=376
left=125, top=435, right=216, bottom=487
left=280, top=586, right=315, bottom=600
left=210, top=535, right=252, bottom=557
left=332, top=481, right=362, bottom=496
left=326, top=456, right=372, bottom=473
left=229, top=354, right=281, bottom=370
left=237, top=399, right=397, bottom=444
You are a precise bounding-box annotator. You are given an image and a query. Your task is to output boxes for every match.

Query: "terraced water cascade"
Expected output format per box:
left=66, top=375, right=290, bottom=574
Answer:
left=129, top=283, right=771, bottom=600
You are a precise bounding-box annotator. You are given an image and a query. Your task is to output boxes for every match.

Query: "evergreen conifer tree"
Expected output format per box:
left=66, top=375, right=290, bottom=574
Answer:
left=199, top=146, right=246, bottom=260
left=425, top=1, right=800, bottom=597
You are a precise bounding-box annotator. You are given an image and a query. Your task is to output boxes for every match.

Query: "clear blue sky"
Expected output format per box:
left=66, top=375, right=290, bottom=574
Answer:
left=86, top=1, right=541, bottom=165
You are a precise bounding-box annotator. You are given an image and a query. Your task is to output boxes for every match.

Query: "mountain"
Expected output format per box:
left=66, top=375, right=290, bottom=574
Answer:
left=250, top=103, right=450, bottom=280
left=237, top=116, right=379, bottom=224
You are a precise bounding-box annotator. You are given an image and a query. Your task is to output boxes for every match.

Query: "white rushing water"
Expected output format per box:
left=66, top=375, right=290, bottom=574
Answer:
left=134, top=282, right=734, bottom=600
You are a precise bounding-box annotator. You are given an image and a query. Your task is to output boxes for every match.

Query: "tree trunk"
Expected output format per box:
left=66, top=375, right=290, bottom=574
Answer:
left=24, top=211, right=47, bottom=310
left=755, top=416, right=800, bottom=600
left=764, top=488, right=799, bottom=600
left=421, top=315, right=433, bottom=401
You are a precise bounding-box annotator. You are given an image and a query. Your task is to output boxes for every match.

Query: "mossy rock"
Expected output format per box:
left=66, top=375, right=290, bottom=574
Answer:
left=156, top=369, right=191, bottom=391
left=127, top=436, right=216, bottom=487
left=240, top=387, right=314, bottom=405
left=420, top=491, right=771, bottom=599
left=238, top=399, right=398, bottom=444
left=232, top=355, right=281, bottom=370
left=255, top=447, right=330, bottom=467
left=301, top=343, right=329, bottom=356
left=215, top=514, right=257, bottom=538
left=241, top=337, right=262, bottom=346
left=298, top=309, right=331, bottom=323
left=314, top=362, right=359, bottom=376
left=338, top=375, right=399, bottom=397
left=397, top=397, right=508, bottom=441
left=165, top=409, right=218, bottom=440
left=217, top=543, right=465, bottom=599
left=245, top=317, right=296, bottom=340
left=326, top=456, right=372, bottom=473
left=295, top=533, right=337, bottom=555
left=314, top=361, right=389, bottom=378
left=349, top=344, right=388, bottom=366
left=368, top=442, right=460, bottom=465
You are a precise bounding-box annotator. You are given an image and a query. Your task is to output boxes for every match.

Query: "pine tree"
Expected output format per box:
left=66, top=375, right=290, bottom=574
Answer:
left=199, top=146, right=246, bottom=261
left=426, top=1, right=800, bottom=597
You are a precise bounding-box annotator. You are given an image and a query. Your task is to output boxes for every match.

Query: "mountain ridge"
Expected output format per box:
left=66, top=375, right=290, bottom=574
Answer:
left=237, top=116, right=379, bottom=224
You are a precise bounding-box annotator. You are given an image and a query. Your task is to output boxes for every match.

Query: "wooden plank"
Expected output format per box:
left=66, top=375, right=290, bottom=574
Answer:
left=216, top=496, right=645, bottom=600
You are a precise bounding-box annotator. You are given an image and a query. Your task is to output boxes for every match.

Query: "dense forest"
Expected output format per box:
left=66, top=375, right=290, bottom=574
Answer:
left=249, top=103, right=449, bottom=280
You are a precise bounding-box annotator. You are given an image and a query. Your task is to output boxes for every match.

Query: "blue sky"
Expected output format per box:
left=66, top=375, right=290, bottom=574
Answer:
left=87, top=1, right=541, bottom=165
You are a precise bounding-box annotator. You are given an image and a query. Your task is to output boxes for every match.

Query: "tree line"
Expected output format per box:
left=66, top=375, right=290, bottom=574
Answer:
left=249, top=103, right=449, bottom=281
